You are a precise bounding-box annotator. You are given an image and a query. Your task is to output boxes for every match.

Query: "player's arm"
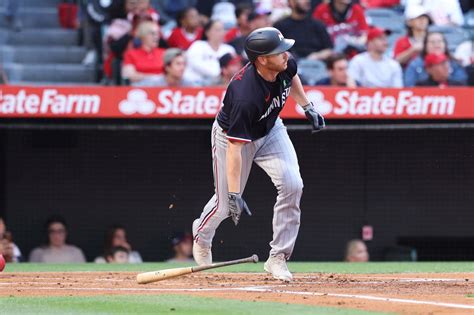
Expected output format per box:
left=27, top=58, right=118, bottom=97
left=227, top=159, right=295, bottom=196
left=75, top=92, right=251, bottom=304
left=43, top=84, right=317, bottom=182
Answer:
left=290, top=74, right=309, bottom=106
left=226, top=140, right=244, bottom=194
left=290, top=75, right=326, bottom=133
left=226, top=140, right=252, bottom=225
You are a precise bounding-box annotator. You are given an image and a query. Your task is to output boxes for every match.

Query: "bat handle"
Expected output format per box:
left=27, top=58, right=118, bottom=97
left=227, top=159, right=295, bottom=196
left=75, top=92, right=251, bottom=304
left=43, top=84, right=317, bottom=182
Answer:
left=192, top=254, right=259, bottom=273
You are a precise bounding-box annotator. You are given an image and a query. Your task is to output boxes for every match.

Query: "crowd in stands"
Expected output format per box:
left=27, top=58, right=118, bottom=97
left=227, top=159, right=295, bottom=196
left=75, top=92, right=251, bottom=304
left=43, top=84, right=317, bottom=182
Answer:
left=68, top=0, right=473, bottom=88
left=0, top=215, right=195, bottom=263
left=0, top=0, right=471, bottom=87
left=1, top=215, right=370, bottom=263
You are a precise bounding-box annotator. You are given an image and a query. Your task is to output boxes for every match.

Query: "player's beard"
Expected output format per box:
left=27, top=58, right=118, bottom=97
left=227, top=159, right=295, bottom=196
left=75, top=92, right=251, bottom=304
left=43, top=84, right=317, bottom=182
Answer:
left=266, top=58, right=288, bottom=72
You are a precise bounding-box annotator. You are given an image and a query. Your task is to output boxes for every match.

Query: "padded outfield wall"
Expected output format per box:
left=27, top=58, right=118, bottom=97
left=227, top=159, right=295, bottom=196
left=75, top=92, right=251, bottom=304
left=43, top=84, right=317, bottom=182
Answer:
left=0, top=124, right=473, bottom=262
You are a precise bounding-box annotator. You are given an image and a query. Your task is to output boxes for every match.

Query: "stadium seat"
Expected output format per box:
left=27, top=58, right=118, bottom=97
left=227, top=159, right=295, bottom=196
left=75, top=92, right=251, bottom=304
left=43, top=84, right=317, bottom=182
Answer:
left=365, top=8, right=405, bottom=32
left=428, top=25, right=470, bottom=52
left=296, top=59, right=328, bottom=86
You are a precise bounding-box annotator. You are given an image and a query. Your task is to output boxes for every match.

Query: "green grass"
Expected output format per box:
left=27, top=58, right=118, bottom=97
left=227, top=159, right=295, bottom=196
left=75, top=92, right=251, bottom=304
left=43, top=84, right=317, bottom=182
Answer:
left=468, top=294, right=474, bottom=298
left=4, top=262, right=474, bottom=273
left=0, top=295, right=388, bottom=315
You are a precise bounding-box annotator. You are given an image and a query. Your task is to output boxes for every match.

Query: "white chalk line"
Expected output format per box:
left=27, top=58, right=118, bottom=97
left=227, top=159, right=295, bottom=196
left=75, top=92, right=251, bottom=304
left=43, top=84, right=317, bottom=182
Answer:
left=3, top=284, right=474, bottom=310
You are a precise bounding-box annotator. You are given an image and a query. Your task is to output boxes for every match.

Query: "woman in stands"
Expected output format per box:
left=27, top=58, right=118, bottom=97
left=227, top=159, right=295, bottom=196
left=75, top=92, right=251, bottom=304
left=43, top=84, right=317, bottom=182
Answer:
left=394, top=5, right=430, bottom=68
left=183, top=19, right=236, bottom=86
left=121, top=20, right=166, bottom=86
left=95, top=225, right=142, bottom=263
left=167, top=7, right=203, bottom=50
left=404, top=31, right=467, bottom=86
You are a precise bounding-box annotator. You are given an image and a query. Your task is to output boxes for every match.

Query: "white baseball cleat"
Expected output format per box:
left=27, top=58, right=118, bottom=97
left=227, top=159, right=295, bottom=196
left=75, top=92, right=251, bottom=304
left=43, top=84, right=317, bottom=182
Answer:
left=192, top=219, right=212, bottom=265
left=264, top=253, right=293, bottom=282
left=192, top=240, right=212, bottom=266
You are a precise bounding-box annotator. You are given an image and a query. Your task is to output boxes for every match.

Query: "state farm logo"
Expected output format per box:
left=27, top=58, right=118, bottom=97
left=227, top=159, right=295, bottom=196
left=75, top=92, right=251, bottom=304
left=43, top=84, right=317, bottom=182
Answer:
left=118, top=89, right=225, bottom=116
left=295, top=89, right=333, bottom=116
left=296, top=89, right=456, bottom=117
left=119, top=89, right=156, bottom=115
left=0, top=89, right=100, bottom=115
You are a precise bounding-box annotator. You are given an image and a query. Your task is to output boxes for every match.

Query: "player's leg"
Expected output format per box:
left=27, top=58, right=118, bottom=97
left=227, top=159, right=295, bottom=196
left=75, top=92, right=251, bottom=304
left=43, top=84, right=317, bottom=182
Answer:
left=254, top=118, right=303, bottom=280
left=193, top=121, right=256, bottom=264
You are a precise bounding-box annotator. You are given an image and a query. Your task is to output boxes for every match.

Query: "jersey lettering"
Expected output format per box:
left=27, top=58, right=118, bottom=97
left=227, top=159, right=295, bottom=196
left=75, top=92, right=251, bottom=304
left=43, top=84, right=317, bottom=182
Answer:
left=258, top=86, right=291, bottom=121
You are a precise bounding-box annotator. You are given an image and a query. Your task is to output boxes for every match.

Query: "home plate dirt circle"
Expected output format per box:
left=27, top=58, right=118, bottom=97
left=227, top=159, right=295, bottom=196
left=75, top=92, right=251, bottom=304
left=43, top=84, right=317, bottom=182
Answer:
left=1, top=272, right=473, bottom=314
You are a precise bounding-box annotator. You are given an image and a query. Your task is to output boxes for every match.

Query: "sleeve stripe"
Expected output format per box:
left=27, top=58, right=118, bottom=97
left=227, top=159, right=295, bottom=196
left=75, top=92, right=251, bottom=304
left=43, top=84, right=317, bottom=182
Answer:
left=226, top=135, right=252, bottom=143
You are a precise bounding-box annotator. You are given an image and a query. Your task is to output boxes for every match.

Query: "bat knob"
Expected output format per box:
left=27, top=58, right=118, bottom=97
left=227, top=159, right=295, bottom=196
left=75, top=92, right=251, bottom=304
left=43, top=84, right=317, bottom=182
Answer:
left=251, top=254, right=259, bottom=263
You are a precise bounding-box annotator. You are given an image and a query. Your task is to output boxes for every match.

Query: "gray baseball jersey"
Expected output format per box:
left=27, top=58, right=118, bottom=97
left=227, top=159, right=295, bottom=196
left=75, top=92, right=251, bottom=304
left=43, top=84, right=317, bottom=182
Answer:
left=193, top=59, right=303, bottom=259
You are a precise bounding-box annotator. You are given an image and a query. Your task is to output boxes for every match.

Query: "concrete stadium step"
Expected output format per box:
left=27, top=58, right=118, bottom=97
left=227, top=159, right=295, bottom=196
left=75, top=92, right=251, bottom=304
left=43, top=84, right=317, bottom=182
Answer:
left=0, top=7, right=60, bottom=28
left=1, top=45, right=87, bottom=64
left=3, top=28, right=79, bottom=46
left=0, top=0, right=60, bottom=8
left=4, top=63, right=95, bottom=83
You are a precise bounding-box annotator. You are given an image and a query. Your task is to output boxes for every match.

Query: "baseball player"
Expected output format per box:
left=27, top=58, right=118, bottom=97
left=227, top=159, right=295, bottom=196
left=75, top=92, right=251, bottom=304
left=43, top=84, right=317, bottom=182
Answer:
left=192, top=27, right=325, bottom=282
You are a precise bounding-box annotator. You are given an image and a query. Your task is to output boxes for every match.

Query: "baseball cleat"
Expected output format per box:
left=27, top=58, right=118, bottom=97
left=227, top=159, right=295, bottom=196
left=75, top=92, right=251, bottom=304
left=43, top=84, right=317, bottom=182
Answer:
left=264, top=253, right=293, bottom=282
left=192, top=219, right=212, bottom=265
left=192, top=240, right=212, bottom=266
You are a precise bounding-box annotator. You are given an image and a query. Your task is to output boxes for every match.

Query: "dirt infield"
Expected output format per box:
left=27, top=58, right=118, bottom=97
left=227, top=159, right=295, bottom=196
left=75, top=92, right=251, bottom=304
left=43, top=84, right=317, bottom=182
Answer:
left=1, top=272, right=473, bottom=314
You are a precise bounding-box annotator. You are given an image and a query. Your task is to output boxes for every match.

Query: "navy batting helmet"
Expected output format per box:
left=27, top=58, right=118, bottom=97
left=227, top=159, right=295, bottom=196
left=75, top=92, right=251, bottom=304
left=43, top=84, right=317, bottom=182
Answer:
left=244, top=27, right=295, bottom=63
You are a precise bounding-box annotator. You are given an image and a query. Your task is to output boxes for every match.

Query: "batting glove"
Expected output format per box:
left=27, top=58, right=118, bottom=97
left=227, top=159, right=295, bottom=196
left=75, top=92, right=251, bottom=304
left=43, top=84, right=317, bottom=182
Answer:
left=228, top=192, right=252, bottom=226
left=303, top=102, right=325, bottom=133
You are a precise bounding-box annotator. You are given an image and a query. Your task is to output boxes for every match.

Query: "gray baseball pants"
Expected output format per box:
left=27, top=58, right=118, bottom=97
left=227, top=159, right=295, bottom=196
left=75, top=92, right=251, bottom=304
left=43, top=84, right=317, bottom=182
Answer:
left=193, top=118, right=303, bottom=259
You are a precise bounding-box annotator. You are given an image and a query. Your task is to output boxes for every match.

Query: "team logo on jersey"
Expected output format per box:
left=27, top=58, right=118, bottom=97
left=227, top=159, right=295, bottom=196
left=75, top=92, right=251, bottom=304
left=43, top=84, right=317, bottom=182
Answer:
left=258, top=86, right=291, bottom=121
left=283, top=80, right=287, bottom=88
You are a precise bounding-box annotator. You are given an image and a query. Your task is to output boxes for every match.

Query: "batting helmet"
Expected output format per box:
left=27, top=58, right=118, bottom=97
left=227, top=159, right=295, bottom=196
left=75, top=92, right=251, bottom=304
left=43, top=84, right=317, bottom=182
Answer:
left=244, top=27, right=295, bottom=63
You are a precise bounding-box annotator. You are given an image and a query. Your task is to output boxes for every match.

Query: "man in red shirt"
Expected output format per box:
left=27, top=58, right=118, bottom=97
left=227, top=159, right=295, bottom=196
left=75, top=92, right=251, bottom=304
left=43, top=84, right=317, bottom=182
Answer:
left=313, top=0, right=368, bottom=54
left=122, top=21, right=166, bottom=85
left=167, top=7, right=203, bottom=50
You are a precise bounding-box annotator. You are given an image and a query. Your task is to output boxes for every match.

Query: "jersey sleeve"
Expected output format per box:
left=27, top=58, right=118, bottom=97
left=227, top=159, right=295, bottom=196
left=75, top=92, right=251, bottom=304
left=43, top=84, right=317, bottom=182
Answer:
left=286, top=58, right=298, bottom=78
left=226, top=102, right=254, bottom=143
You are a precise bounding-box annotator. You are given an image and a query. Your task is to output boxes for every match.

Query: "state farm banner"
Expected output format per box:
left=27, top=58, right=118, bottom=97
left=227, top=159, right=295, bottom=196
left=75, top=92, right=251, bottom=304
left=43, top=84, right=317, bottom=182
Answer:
left=0, top=86, right=473, bottom=119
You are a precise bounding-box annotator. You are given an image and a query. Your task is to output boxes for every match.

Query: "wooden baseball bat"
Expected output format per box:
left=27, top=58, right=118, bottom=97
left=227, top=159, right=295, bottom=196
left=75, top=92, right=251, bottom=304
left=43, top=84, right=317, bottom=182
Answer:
left=136, top=254, right=259, bottom=284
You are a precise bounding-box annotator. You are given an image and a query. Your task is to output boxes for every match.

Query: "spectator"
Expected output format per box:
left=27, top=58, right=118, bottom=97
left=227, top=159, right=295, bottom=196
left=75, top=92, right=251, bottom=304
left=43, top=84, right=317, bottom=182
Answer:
left=151, top=48, right=194, bottom=87
left=95, top=225, right=142, bottom=263
left=348, top=27, right=403, bottom=87
left=404, top=0, right=464, bottom=26
left=312, top=0, right=368, bottom=56
left=229, top=8, right=272, bottom=56
left=225, top=3, right=253, bottom=42
left=128, top=0, right=160, bottom=30
left=103, top=0, right=161, bottom=82
left=257, top=0, right=292, bottom=23
left=167, top=7, right=203, bottom=50
left=122, top=21, right=166, bottom=85
left=184, top=20, right=236, bottom=86
left=273, top=0, right=333, bottom=60
left=394, top=5, right=430, bottom=68
left=219, top=53, right=244, bottom=86
left=404, top=32, right=467, bottom=86
left=105, top=246, right=130, bottom=263
left=415, top=53, right=464, bottom=86
left=344, top=239, right=369, bottom=262
left=29, top=215, right=86, bottom=263
left=0, top=217, right=22, bottom=262
left=166, top=232, right=193, bottom=263
left=315, top=53, right=358, bottom=87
